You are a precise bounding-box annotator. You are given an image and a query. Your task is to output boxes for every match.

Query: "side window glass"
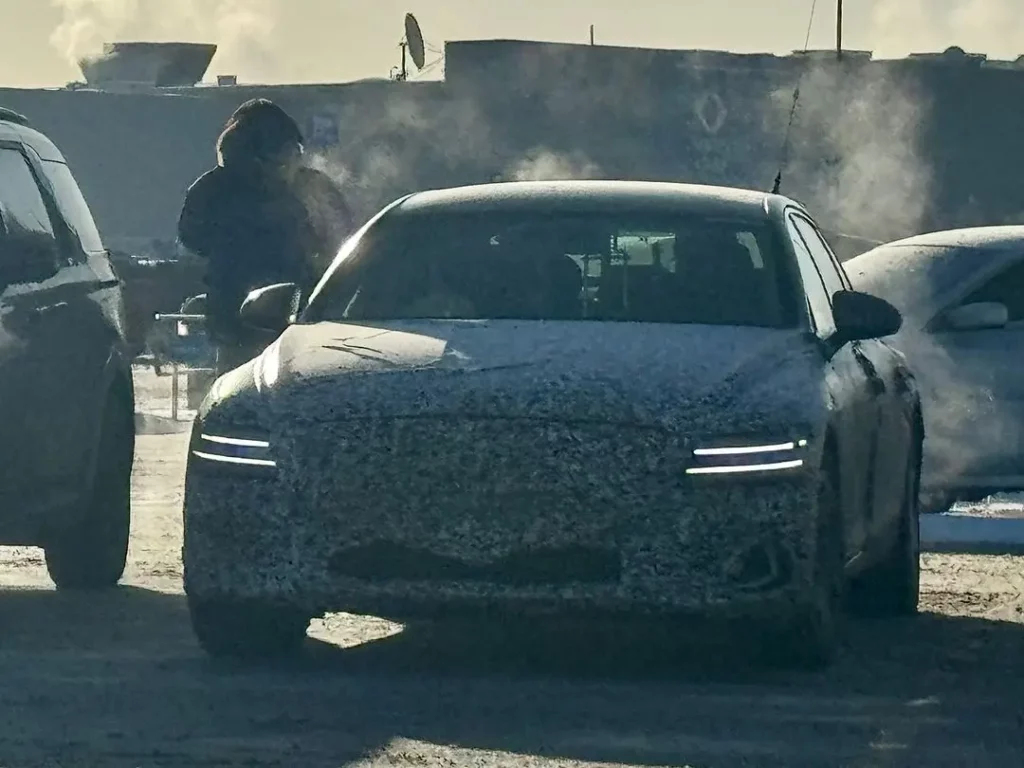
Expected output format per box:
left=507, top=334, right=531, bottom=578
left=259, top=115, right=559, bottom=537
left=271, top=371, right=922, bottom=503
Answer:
left=0, top=147, right=60, bottom=267
left=41, top=160, right=105, bottom=254
left=790, top=214, right=846, bottom=300
left=786, top=216, right=836, bottom=337
left=957, top=258, right=1024, bottom=322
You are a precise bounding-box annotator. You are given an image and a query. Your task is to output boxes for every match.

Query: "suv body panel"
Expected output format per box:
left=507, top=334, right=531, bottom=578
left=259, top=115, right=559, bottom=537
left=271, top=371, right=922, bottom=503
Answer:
left=0, top=112, right=134, bottom=545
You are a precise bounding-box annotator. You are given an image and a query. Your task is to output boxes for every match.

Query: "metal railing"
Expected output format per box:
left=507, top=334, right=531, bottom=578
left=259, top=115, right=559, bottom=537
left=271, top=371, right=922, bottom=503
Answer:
left=147, top=311, right=217, bottom=421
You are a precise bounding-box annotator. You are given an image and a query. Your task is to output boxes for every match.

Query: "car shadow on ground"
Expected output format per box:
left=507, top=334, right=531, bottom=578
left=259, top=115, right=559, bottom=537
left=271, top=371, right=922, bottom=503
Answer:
left=1, top=584, right=1022, bottom=689
left=2, top=585, right=1023, bottom=767
left=303, top=610, right=1024, bottom=692
left=0, top=584, right=195, bottom=653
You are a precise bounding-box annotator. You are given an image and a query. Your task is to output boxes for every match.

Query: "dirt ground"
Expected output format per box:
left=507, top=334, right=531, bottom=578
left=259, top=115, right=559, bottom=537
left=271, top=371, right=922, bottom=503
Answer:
left=1, top=369, right=1024, bottom=767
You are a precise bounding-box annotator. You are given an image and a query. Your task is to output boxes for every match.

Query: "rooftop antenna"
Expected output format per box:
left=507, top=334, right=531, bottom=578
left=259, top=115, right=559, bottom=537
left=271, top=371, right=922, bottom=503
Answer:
left=393, top=12, right=426, bottom=81
left=836, top=0, right=843, bottom=60
left=770, top=0, right=819, bottom=194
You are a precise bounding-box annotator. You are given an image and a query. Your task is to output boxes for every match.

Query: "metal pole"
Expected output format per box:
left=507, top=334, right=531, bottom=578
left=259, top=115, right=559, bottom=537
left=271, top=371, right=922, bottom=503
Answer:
left=590, top=25, right=595, bottom=45
left=836, top=0, right=843, bottom=60
left=171, top=364, right=179, bottom=421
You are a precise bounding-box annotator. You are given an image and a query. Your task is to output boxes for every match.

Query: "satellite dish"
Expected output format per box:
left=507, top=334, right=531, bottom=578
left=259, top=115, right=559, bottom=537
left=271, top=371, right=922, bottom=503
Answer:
left=404, top=13, right=426, bottom=71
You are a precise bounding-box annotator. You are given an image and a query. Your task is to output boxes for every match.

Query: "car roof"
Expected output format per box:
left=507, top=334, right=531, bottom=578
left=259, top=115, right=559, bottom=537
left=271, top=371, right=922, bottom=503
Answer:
left=847, top=225, right=1024, bottom=322
left=0, top=109, right=68, bottom=163
left=393, top=180, right=787, bottom=220
left=876, top=225, right=1024, bottom=251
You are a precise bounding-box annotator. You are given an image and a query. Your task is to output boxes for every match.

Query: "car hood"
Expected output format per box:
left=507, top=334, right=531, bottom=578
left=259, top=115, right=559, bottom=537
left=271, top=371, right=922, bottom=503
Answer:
left=213, top=320, right=826, bottom=436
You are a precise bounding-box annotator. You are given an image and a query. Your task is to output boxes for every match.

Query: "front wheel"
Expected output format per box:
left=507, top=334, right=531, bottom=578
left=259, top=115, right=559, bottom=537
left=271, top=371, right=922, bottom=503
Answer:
left=45, top=396, right=133, bottom=590
left=188, top=596, right=310, bottom=660
left=762, top=464, right=844, bottom=669
left=848, top=444, right=921, bottom=617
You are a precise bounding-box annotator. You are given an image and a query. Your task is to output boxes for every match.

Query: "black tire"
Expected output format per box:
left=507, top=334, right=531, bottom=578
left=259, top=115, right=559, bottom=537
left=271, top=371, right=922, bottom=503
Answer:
left=848, top=444, right=921, bottom=618
left=762, top=463, right=844, bottom=669
left=188, top=596, right=310, bottom=660
left=44, top=395, right=133, bottom=590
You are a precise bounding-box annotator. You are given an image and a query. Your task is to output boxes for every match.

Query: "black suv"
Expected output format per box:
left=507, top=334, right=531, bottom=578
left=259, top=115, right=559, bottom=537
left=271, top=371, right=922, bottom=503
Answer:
left=0, top=107, right=135, bottom=589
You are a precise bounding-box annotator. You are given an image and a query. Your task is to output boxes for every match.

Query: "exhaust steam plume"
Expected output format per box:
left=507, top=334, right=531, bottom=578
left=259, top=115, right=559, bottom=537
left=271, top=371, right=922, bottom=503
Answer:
left=775, top=64, right=934, bottom=245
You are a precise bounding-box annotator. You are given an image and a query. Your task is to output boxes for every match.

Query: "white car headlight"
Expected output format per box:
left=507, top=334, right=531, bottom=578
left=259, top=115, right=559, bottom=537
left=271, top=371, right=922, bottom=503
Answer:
left=686, top=439, right=808, bottom=475
left=192, top=431, right=276, bottom=468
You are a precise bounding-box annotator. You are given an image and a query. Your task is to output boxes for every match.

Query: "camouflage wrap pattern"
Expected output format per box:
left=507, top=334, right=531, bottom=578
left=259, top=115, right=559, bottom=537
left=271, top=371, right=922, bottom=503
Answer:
left=183, top=320, right=830, bottom=620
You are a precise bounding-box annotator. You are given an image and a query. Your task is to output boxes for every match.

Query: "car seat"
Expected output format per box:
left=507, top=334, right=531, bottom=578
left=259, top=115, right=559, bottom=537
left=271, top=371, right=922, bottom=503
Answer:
left=675, top=234, right=770, bottom=326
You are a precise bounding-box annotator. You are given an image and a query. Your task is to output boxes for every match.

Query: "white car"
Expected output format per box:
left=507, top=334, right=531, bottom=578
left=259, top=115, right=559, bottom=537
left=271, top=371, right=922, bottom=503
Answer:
left=182, top=180, right=922, bottom=667
left=847, top=225, right=1024, bottom=513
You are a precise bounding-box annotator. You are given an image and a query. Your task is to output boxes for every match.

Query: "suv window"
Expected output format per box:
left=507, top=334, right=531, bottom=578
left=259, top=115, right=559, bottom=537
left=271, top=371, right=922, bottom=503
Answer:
left=41, top=160, right=104, bottom=254
left=786, top=214, right=836, bottom=337
left=789, top=213, right=848, bottom=300
left=0, top=147, right=59, bottom=264
left=956, top=258, right=1024, bottom=322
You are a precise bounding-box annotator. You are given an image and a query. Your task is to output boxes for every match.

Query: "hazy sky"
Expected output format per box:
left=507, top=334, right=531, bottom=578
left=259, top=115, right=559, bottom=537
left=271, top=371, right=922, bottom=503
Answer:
left=1, top=0, right=1020, bottom=88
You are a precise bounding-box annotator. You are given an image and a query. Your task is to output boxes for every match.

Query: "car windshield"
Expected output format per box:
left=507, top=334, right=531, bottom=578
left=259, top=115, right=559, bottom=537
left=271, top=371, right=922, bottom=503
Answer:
left=310, top=209, right=793, bottom=328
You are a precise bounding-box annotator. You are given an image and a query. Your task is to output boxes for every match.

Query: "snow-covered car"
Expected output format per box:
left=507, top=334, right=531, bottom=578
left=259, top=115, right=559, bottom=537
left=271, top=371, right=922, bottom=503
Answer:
left=846, top=225, right=1024, bottom=513
left=182, top=180, right=922, bottom=666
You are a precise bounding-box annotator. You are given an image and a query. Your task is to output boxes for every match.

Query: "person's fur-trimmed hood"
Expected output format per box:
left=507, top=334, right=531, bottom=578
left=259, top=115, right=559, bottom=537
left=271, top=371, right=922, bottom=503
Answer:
left=215, top=98, right=305, bottom=169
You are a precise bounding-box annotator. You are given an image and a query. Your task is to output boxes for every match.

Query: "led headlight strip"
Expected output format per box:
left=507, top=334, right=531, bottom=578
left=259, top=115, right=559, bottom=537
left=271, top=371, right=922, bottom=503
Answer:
left=686, top=439, right=808, bottom=475
left=193, top=433, right=276, bottom=467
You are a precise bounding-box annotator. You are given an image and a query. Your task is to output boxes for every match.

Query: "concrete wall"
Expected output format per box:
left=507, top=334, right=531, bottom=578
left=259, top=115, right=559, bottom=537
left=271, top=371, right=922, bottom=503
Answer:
left=0, top=81, right=446, bottom=254
left=0, top=88, right=225, bottom=253
left=445, top=40, right=1024, bottom=245
left=2, top=40, right=1023, bottom=259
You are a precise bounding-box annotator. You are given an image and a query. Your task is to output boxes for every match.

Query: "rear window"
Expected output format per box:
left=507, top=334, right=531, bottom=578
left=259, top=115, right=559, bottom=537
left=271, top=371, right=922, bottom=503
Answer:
left=41, top=161, right=105, bottom=254
left=311, top=210, right=795, bottom=328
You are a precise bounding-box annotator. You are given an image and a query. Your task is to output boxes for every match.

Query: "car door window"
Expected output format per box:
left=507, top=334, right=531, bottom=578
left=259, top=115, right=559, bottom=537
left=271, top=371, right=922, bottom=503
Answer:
left=786, top=214, right=836, bottom=337
left=41, top=160, right=105, bottom=255
left=956, top=258, right=1024, bottom=322
left=0, top=147, right=60, bottom=268
left=789, top=213, right=848, bottom=299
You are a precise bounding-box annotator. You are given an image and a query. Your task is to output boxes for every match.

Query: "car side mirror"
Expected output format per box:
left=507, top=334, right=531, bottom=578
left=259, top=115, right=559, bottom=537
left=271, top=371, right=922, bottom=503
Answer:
left=832, top=289, right=903, bottom=342
left=941, top=301, right=1008, bottom=332
left=239, top=282, right=300, bottom=334
left=0, top=233, right=60, bottom=289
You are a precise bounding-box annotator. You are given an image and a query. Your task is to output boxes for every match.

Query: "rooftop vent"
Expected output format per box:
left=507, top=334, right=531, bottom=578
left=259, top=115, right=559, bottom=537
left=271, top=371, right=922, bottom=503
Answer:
left=792, top=48, right=873, bottom=62
left=78, top=41, right=218, bottom=90
left=907, top=46, right=987, bottom=64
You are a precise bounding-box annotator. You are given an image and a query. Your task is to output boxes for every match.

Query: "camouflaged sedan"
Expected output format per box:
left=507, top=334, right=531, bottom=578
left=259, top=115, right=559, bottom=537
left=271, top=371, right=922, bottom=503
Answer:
left=183, top=180, right=923, bottom=666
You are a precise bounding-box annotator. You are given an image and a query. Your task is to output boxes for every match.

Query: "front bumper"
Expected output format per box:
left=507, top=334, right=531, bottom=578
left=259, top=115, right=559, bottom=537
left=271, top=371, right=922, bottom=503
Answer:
left=183, top=451, right=823, bottom=620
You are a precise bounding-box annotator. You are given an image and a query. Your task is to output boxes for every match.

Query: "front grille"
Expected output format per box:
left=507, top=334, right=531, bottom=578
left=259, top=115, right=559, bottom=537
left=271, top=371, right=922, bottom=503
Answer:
left=282, top=417, right=683, bottom=582
left=328, top=540, right=622, bottom=585
left=292, top=416, right=679, bottom=499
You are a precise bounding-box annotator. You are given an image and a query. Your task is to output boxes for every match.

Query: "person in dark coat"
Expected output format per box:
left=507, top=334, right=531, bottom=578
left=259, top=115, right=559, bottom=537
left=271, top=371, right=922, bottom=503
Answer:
left=177, top=98, right=353, bottom=372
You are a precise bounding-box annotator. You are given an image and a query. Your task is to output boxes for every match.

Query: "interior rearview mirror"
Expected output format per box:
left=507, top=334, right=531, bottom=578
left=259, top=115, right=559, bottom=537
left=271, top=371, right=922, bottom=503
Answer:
left=831, top=289, right=903, bottom=342
left=942, top=301, right=1008, bottom=332
left=239, top=282, right=300, bottom=335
